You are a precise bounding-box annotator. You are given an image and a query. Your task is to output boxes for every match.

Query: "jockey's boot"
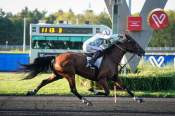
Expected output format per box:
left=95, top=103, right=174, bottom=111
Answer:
left=87, top=50, right=102, bottom=68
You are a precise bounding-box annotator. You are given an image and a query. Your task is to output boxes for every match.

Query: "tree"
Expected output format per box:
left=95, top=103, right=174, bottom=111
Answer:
left=45, top=14, right=57, bottom=24
left=0, top=8, right=5, bottom=17
left=30, top=9, right=46, bottom=23
left=3, top=8, right=175, bottom=47
left=96, top=11, right=111, bottom=28
left=84, top=9, right=97, bottom=24
left=55, top=9, right=64, bottom=23
left=0, top=17, right=15, bottom=45
left=65, top=9, right=76, bottom=24
left=76, top=14, right=85, bottom=24
left=0, top=7, right=47, bottom=45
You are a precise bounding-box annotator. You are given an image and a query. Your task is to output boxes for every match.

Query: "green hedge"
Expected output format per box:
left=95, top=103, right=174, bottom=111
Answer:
left=120, top=76, right=175, bottom=91
left=104, top=65, right=175, bottom=91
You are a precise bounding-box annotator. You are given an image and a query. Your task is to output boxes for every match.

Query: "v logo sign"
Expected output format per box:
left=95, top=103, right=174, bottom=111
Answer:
left=149, top=56, right=164, bottom=68
left=152, top=14, right=166, bottom=28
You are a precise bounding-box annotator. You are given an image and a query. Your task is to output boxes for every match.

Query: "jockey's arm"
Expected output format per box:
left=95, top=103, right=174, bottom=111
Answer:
left=89, top=45, right=103, bottom=51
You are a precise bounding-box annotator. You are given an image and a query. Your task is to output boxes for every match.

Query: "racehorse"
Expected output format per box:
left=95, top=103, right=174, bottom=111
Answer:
left=21, top=34, right=145, bottom=106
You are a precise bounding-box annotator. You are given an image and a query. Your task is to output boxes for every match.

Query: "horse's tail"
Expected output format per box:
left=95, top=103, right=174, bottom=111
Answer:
left=21, top=56, right=55, bottom=80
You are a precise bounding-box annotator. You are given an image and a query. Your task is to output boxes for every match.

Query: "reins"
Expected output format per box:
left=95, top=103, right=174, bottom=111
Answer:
left=114, top=43, right=136, bottom=73
left=119, top=54, right=135, bottom=73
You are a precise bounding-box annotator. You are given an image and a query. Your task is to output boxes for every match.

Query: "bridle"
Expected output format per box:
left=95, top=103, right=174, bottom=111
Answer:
left=114, top=43, right=126, bottom=52
left=113, top=41, right=136, bottom=73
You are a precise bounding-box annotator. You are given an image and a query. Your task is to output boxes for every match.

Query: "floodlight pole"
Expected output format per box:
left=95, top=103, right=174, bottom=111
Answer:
left=128, top=0, right=131, bottom=14
left=23, top=17, right=26, bottom=52
left=112, top=0, right=119, bottom=34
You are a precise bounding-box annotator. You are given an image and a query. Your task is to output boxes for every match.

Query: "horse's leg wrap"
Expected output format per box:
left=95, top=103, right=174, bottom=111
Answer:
left=123, top=86, right=143, bottom=103
left=81, top=97, right=93, bottom=106
left=26, top=89, right=37, bottom=96
left=71, top=88, right=92, bottom=106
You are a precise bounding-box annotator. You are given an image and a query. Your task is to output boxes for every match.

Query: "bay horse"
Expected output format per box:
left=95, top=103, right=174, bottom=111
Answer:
left=21, top=34, right=145, bottom=106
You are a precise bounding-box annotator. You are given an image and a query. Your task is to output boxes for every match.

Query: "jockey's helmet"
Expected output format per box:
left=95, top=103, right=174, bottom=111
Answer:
left=109, top=34, right=123, bottom=44
left=102, top=30, right=111, bottom=35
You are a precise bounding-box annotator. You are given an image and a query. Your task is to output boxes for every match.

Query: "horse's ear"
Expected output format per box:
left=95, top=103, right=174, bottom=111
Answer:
left=125, top=34, right=130, bottom=39
left=125, top=34, right=135, bottom=40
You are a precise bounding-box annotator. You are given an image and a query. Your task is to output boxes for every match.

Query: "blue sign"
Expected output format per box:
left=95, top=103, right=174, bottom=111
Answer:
left=144, top=55, right=175, bottom=67
left=0, top=53, right=29, bottom=71
left=0, top=53, right=174, bottom=71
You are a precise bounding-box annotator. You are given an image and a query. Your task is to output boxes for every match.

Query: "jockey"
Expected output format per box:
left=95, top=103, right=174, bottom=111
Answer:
left=83, top=30, right=114, bottom=68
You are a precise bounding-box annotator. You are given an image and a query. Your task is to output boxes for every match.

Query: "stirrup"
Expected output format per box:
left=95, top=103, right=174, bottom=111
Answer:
left=86, top=63, right=95, bottom=69
left=90, top=66, right=96, bottom=69
left=86, top=63, right=91, bottom=67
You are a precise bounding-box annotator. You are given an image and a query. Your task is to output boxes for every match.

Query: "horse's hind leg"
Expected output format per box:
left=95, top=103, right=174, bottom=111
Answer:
left=65, top=75, right=92, bottom=106
left=27, top=73, right=61, bottom=96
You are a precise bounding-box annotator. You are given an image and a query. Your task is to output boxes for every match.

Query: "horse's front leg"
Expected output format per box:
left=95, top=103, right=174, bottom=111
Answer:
left=95, top=78, right=110, bottom=96
left=112, top=76, right=143, bottom=103
left=89, top=78, right=110, bottom=96
left=66, top=75, right=92, bottom=106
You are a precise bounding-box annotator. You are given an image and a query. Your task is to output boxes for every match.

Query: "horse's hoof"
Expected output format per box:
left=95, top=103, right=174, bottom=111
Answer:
left=138, top=98, right=144, bottom=103
left=86, top=101, right=93, bottom=106
left=81, top=98, right=93, bottom=106
left=26, top=90, right=36, bottom=96
left=133, top=97, right=144, bottom=104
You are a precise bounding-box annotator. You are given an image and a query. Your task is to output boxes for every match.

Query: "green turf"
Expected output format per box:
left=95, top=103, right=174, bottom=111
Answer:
left=0, top=73, right=91, bottom=95
left=0, top=72, right=175, bottom=97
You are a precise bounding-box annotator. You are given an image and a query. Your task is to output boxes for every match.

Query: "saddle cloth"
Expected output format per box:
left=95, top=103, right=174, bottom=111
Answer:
left=86, top=56, right=103, bottom=69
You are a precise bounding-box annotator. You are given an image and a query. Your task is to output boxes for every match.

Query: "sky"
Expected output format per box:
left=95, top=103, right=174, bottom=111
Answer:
left=0, top=0, right=175, bottom=15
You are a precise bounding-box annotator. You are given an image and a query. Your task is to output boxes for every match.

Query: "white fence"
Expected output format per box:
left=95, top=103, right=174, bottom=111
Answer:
left=0, top=45, right=30, bottom=51
left=1, top=45, right=175, bottom=53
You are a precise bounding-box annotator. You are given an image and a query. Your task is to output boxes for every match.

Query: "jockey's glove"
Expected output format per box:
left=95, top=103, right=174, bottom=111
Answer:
left=99, top=44, right=109, bottom=49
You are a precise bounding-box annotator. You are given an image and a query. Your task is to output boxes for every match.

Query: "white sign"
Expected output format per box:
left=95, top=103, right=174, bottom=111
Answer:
left=152, top=13, right=166, bottom=28
left=149, top=56, right=164, bottom=68
left=174, top=57, right=175, bottom=68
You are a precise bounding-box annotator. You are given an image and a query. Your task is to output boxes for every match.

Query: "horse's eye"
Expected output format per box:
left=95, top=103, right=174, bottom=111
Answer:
left=127, top=40, right=131, bottom=42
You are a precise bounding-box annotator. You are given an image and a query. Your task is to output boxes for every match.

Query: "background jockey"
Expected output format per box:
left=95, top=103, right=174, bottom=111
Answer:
left=82, top=30, right=124, bottom=68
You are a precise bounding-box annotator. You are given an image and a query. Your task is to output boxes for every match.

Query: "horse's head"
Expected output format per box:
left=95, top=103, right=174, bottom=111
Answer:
left=116, top=34, right=145, bottom=57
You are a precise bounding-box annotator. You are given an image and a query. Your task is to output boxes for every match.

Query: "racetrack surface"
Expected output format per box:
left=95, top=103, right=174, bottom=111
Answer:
left=0, top=96, right=175, bottom=116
